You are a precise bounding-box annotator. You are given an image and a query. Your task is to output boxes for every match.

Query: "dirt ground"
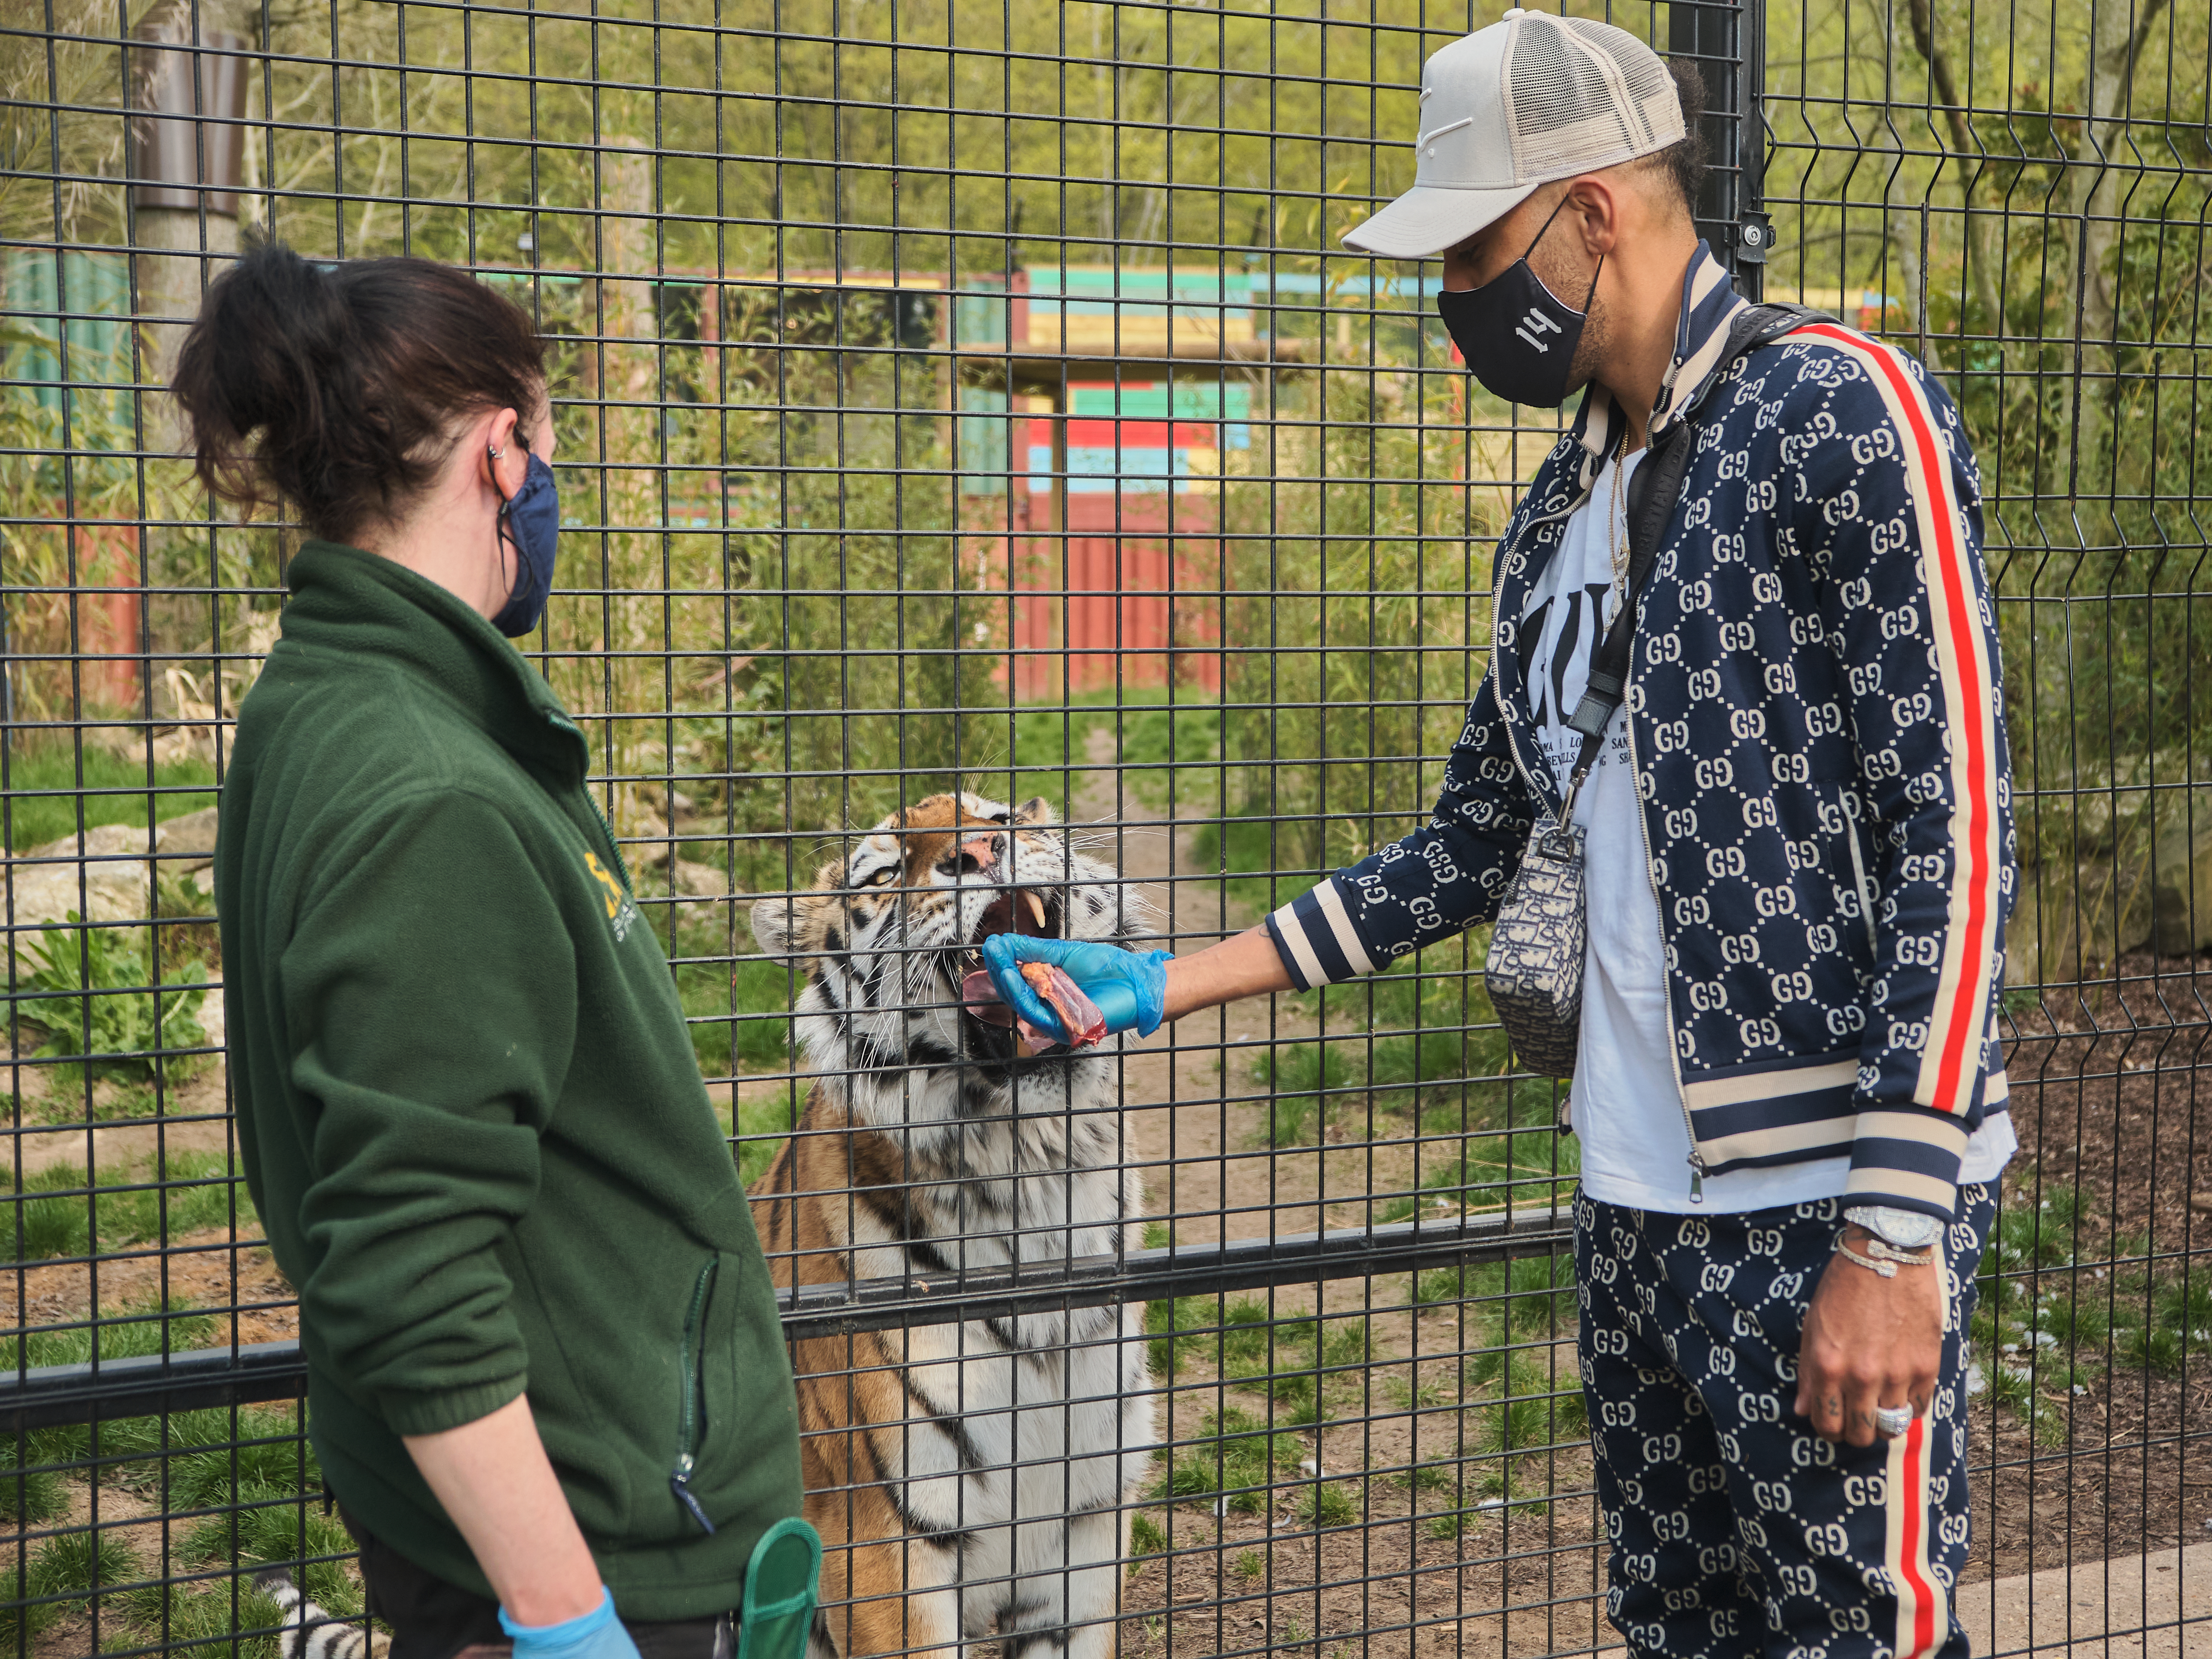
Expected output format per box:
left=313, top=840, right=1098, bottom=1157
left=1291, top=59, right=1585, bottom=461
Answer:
left=8, top=751, right=2210, bottom=1656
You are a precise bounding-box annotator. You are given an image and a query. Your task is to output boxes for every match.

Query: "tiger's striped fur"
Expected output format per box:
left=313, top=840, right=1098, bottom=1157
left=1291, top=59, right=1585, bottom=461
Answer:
left=254, top=1569, right=382, bottom=1659
left=747, top=792, right=1154, bottom=1659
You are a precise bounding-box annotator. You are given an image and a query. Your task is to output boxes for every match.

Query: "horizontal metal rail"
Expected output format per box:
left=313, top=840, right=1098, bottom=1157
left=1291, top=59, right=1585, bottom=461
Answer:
left=1, top=1207, right=1572, bottom=1432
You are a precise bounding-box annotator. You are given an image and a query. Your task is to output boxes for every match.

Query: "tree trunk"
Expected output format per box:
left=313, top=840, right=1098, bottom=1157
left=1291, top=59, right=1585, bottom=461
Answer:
left=1901, top=0, right=2003, bottom=347
left=2059, top=0, right=2168, bottom=496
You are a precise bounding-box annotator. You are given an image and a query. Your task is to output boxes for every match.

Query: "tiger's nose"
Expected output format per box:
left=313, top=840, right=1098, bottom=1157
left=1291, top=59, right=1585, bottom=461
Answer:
left=956, top=833, right=1002, bottom=877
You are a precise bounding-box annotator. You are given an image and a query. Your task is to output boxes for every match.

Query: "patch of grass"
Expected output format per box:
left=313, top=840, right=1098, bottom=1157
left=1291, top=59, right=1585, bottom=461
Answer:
left=1504, top=1252, right=1574, bottom=1336
left=6, top=1151, right=253, bottom=1263
left=0, top=1524, right=143, bottom=1644
left=1141, top=1221, right=1173, bottom=1251
left=183, top=1502, right=358, bottom=1612
left=1425, top=1508, right=1468, bottom=1540
left=678, top=946, right=799, bottom=1080
left=1251, top=1040, right=1356, bottom=1148
left=1383, top=1370, right=1456, bottom=1411
left=731, top=1083, right=804, bottom=1188
left=1219, top=1298, right=1273, bottom=1377
left=1466, top=1347, right=1586, bottom=1459
left=1293, top=1481, right=1359, bottom=1527
left=1152, top=1406, right=1300, bottom=1514
left=1128, top=1513, right=1167, bottom=1561
left=0, top=1298, right=218, bottom=1371
left=1145, top=1295, right=1223, bottom=1380
left=1234, top=1549, right=1265, bottom=1582
left=0, top=1438, right=67, bottom=1524
left=1319, top=1316, right=1369, bottom=1370
left=116, top=1575, right=293, bottom=1659
left=1, top=745, right=217, bottom=853
left=1010, top=689, right=1220, bottom=815
left=1987, top=1362, right=2071, bottom=1448
left=1186, top=813, right=1321, bottom=917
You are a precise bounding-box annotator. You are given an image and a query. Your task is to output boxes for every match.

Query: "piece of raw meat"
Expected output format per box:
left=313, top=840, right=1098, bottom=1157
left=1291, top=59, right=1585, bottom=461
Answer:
left=1021, top=960, right=1108, bottom=1048
left=959, top=964, right=1107, bottom=1051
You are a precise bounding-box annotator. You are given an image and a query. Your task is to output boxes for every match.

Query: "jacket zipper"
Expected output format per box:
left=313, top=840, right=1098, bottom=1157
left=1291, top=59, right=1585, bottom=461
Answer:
left=544, top=711, right=636, bottom=897
left=669, top=1257, right=719, bottom=1535
left=1621, top=682, right=1708, bottom=1202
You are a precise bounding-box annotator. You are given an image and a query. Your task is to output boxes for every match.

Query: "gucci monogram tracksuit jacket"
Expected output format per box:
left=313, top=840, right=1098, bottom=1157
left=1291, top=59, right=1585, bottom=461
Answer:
left=1267, top=244, right=2016, bottom=1225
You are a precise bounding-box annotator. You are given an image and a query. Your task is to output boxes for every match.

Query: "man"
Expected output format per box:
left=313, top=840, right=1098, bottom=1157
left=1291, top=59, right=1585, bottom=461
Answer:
left=985, top=12, right=2014, bottom=1659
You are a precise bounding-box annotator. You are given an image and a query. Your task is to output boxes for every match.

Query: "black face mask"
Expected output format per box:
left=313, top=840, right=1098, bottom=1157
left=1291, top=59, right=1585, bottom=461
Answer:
left=1436, top=197, right=1603, bottom=408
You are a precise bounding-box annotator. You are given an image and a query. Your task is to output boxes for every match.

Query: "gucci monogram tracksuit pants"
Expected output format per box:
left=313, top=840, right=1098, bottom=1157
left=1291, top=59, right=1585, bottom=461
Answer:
left=1574, top=1186, right=1995, bottom=1659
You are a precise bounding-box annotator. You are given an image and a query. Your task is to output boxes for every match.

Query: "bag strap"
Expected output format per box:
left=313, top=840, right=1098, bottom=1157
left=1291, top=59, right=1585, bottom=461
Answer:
left=1552, top=302, right=1831, bottom=814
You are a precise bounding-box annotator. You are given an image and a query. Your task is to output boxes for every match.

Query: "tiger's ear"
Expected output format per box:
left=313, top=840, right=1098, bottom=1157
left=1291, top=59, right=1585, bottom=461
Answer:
left=1016, top=796, right=1057, bottom=825
left=748, top=893, right=827, bottom=967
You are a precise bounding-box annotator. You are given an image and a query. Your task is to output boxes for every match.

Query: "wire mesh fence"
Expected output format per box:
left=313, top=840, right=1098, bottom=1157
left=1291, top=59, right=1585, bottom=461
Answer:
left=0, top=0, right=2206, bottom=1656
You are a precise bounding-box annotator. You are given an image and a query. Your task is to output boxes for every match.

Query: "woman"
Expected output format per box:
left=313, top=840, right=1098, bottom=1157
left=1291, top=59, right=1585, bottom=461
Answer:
left=181, top=245, right=810, bottom=1659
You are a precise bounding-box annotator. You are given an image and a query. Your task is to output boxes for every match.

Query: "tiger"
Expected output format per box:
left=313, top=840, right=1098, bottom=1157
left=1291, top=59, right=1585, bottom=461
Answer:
left=254, top=1569, right=381, bottom=1659
left=745, top=791, right=1156, bottom=1659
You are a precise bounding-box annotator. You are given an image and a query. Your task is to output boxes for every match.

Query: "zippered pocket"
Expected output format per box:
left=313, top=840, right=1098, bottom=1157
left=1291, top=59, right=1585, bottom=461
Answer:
left=670, top=1256, right=719, bottom=1535
left=1838, top=789, right=1879, bottom=956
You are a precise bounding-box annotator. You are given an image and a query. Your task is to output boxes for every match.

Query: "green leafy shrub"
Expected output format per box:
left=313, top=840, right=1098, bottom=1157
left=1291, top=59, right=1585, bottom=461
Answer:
left=18, top=912, right=207, bottom=1082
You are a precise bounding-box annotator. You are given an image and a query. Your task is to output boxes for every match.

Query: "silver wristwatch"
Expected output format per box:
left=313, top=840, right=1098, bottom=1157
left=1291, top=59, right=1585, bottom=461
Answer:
left=1844, top=1204, right=1942, bottom=1250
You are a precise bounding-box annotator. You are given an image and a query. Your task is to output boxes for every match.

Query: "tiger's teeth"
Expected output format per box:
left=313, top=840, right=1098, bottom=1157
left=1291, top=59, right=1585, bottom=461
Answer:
left=1022, top=891, right=1048, bottom=930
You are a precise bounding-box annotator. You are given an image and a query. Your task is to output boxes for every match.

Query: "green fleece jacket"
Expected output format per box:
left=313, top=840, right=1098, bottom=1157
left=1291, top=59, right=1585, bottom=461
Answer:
left=216, top=542, right=802, bottom=1618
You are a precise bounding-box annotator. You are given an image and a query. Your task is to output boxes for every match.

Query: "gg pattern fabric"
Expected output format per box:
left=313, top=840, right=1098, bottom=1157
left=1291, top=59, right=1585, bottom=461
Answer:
left=1574, top=1186, right=1995, bottom=1659
left=1268, top=242, right=2016, bottom=1224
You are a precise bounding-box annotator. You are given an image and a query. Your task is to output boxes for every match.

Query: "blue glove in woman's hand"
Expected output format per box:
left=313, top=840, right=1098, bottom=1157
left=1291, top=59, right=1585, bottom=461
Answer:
left=979, top=935, right=1172, bottom=1042
left=498, top=1588, right=642, bottom=1659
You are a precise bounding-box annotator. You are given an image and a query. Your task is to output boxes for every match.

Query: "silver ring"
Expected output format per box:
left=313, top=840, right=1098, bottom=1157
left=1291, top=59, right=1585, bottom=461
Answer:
left=1875, top=1405, right=1913, bottom=1438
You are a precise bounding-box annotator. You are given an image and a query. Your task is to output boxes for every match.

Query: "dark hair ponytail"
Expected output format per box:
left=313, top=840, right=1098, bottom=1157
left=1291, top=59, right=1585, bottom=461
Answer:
left=172, top=242, right=546, bottom=546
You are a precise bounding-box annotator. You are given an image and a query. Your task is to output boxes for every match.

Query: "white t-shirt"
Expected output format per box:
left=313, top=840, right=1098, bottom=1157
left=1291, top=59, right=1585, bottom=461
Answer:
left=1520, top=449, right=2015, bottom=1214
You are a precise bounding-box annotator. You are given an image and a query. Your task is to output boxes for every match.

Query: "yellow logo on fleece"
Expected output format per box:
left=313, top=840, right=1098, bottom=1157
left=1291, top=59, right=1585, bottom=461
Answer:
left=584, top=851, right=637, bottom=940
left=584, top=851, right=624, bottom=918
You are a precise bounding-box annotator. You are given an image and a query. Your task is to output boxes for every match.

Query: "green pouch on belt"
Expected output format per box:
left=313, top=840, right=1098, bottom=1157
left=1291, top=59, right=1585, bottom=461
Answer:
left=736, top=1517, right=821, bottom=1659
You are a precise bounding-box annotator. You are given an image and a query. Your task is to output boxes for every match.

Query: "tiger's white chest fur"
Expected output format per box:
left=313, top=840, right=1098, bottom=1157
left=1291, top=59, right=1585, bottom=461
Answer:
left=818, top=1055, right=1152, bottom=1652
left=757, top=792, right=1158, bottom=1659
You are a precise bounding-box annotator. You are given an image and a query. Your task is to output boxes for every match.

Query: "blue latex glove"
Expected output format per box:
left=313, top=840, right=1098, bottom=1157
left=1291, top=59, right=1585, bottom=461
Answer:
left=498, top=1588, right=642, bottom=1659
left=979, top=934, right=1172, bottom=1043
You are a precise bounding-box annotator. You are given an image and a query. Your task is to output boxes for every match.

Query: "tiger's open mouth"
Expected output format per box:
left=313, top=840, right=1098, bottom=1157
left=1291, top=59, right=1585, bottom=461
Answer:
left=958, top=886, right=1065, bottom=979
left=953, top=887, right=1068, bottom=1052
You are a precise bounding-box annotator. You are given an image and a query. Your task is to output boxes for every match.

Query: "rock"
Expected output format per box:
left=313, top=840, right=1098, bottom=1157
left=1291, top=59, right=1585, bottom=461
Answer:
left=154, top=804, right=221, bottom=866
left=5, top=824, right=154, bottom=930
left=2005, top=810, right=2212, bottom=983
left=670, top=859, right=733, bottom=898
left=198, top=970, right=225, bottom=1052
left=2149, top=820, right=2212, bottom=955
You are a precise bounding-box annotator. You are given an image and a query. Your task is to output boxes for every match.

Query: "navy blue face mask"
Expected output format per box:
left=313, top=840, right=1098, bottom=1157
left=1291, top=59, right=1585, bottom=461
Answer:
left=490, top=448, right=560, bottom=638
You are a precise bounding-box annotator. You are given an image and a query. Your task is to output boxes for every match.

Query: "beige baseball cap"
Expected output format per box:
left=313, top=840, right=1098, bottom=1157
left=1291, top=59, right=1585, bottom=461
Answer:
left=1343, top=10, right=1688, bottom=260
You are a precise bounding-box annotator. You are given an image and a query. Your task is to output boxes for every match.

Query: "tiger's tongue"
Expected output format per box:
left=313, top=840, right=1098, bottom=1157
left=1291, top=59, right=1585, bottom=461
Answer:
left=960, top=969, right=1016, bottom=1027
left=959, top=969, right=1061, bottom=1057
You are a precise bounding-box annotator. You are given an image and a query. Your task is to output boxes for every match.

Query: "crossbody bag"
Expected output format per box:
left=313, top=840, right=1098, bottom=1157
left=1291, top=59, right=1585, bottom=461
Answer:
left=1483, top=303, right=1829, bottom=1078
